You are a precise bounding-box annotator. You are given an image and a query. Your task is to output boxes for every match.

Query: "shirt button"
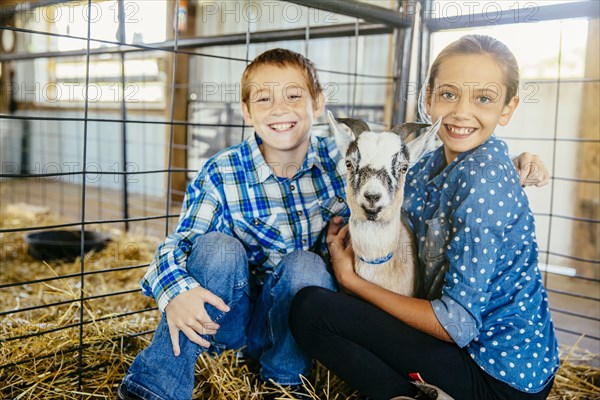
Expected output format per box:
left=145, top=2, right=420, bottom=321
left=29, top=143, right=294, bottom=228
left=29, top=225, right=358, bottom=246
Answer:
left=337, top=196, right=344, bottom=203
left=253, top=219, right=260, bottom=226
left=301, top=239, right=307, bottom=245
left=290, top=184, right=296, bottom=191
left=296, top=210, right=303, bottom=216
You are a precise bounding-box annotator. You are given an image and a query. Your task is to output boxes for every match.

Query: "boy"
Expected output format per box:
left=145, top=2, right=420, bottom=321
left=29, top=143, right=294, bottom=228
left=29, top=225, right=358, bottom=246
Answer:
left=118, top=48, right=349, bottom=400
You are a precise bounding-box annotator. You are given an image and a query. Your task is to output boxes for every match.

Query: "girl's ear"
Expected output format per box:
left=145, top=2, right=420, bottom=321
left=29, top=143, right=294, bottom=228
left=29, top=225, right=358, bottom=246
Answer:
left=241, top=101, right=254, bottom=126
left=498, top=96, right=519, bottom=126
left=425, top=88, right=433, bottom=116
left=313, top=91, right=326, bottom=117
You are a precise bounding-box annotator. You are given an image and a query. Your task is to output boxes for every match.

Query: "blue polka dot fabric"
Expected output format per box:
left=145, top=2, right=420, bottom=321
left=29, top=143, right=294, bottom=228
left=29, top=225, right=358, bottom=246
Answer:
left=403, top=135, right=559, bottom=393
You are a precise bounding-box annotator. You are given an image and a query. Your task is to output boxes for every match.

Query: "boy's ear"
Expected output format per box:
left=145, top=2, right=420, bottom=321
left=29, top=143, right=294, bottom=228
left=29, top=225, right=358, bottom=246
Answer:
left=498, top=96, right=519, bottom=126
left=241, top=101, right=254, bottom=126
left=313, top=91, right=326, bottom=117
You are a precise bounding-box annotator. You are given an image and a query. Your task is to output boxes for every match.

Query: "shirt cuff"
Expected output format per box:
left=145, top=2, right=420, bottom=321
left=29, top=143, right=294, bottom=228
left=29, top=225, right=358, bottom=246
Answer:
left=431, top=296, right=478, bottom=347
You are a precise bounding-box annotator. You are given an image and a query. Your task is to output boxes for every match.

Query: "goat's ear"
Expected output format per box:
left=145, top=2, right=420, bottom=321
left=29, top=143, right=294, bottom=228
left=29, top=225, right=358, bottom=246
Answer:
left=327, top=110, right=355, bottom=157
left=335, top=118, right=370, bottom=137
left=390, top=122, right=431, bottom=142
left=406, top=117, right=442, bottom=162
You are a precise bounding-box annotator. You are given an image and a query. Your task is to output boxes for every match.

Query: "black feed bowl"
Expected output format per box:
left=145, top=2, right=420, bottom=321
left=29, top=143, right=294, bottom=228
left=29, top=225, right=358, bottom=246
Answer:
left=25, top=230, right=110, bottom=261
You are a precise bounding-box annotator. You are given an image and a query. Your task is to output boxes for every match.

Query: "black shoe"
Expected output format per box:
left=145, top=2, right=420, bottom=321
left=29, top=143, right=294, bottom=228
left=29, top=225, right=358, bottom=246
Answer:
left=117, top=384, right=143, bottom=400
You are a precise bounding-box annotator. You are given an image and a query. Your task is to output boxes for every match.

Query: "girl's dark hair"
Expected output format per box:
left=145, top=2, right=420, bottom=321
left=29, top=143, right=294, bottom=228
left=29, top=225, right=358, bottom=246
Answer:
left=427, top=35, right=520, bottom=105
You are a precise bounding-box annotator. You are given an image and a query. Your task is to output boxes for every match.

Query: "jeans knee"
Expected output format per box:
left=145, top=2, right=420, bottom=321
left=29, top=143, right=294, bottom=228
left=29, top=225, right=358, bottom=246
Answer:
left=276, top=251, right=335, bottom=294
left=187, top=232, right=248, bottom=285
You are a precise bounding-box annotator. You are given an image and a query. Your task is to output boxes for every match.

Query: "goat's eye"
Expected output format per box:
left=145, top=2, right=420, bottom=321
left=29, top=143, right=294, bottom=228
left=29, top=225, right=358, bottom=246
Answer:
left=400, top=164, right=409, bottom=174
left=345, top=160, right=352, bottom=170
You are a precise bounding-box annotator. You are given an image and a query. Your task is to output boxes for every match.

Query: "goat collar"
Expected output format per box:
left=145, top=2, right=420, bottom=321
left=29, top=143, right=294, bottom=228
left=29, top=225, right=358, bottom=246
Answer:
left=357, top=252, right=393, bottom=265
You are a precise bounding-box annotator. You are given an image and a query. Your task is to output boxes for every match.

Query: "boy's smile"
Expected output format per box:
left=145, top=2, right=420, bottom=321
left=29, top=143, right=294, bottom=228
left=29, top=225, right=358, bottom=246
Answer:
left=242, top=64, right=325, bottom=177
left=269, top=122, right=296, bottom=131
left=426, top=54, right=518, bottom=164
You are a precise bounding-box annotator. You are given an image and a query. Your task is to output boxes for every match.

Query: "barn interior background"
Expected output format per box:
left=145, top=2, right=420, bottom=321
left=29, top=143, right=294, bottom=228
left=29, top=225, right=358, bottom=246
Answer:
left=0, top=0, right=598, bottom=399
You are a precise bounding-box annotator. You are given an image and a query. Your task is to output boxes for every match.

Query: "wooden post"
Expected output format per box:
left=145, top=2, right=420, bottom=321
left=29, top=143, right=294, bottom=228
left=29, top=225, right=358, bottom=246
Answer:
left=0, top=59, right=12, bottom=114
left=165, top=0, right=196, bottom=204
left=383, top=0, right=396, bottom=128
left=572, top=18, right=600, bottom=278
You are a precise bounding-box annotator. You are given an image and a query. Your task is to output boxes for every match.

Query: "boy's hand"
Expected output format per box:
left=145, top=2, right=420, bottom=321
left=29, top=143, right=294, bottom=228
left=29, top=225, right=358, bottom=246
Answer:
left=164, top=286, right=230, bottom=356
left=512, top=152, right=550, bottom=187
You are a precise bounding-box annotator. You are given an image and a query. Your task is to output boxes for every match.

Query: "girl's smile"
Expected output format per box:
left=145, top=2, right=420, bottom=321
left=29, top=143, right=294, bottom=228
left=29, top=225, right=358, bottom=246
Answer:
left=444, top=123, right=478, bottom=138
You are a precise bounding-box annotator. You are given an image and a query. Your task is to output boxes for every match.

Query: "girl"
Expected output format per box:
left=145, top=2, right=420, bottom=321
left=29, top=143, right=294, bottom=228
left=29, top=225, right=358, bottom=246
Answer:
left=289, top=35, right=559, bottom=400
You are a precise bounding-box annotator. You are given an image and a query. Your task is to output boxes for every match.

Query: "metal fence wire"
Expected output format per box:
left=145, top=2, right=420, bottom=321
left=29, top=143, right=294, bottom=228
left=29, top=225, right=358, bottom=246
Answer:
left=0, top=0, right=598, bottom=397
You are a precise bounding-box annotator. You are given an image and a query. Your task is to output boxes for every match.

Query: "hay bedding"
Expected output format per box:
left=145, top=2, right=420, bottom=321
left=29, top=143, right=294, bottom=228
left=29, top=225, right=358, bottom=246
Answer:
left=0, top=204, right=598, bottom=399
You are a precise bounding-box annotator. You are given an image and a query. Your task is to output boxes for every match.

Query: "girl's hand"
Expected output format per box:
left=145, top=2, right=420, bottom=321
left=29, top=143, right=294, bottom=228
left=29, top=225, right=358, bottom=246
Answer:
left=327, top=216, right=356, bottom=286
left=512, top=152, right=550, bottom=187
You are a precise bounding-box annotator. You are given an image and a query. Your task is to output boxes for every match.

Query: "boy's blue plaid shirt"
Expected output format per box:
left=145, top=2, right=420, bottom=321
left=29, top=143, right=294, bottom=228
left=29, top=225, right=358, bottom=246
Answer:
left=142, top=132, right=350, bottom=312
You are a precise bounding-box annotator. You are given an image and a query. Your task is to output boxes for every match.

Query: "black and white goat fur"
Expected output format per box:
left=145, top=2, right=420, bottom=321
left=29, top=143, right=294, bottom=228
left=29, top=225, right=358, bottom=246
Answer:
left=328, top=110, right=441, bottom=296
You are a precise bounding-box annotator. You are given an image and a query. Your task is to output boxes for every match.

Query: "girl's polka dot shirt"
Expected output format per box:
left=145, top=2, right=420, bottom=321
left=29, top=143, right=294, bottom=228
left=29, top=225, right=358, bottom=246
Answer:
left=403, top=136, right=559, bottom=393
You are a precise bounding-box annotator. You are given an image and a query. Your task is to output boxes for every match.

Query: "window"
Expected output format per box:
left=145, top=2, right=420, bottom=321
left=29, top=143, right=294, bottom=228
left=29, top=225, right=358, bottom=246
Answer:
left=13, top=0, right=169, bottom=108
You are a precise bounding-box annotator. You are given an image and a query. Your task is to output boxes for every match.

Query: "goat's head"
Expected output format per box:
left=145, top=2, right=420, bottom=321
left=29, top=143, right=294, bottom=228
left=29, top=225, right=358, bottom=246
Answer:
left=327, top=110, right=441, bottom=222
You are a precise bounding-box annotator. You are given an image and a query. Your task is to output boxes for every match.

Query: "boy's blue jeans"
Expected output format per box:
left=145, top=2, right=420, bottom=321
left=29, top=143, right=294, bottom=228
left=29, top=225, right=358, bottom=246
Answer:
left=120, top=232, right=336, bottom=400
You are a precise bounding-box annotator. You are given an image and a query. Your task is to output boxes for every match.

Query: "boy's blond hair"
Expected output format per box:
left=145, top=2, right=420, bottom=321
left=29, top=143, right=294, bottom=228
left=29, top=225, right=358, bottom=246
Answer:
left=241, top=48, right=323, bottom=107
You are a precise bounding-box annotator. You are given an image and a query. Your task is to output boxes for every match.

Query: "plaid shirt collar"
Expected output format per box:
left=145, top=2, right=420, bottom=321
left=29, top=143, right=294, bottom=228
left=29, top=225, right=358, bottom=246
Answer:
left=244, top=132, right=326, bottom=186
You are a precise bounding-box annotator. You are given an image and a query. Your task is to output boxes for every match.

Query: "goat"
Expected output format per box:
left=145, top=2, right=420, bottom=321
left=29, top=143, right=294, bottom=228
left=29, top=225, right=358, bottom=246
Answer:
left=327, top=110, right=441, bottom=296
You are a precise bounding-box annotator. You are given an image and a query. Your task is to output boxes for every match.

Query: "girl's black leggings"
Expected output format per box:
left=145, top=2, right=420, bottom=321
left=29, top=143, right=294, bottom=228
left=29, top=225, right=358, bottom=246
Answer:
left=289, top=287, right=554, bottom=400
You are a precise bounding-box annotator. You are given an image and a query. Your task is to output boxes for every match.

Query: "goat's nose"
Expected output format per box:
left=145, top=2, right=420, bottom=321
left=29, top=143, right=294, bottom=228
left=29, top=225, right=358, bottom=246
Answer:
left=364, top=192, right=381, bottom=205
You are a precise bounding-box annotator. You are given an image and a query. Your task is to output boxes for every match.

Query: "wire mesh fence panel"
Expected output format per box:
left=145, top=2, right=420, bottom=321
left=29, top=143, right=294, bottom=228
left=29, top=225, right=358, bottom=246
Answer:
left=0, top=0, right=598, bottom=399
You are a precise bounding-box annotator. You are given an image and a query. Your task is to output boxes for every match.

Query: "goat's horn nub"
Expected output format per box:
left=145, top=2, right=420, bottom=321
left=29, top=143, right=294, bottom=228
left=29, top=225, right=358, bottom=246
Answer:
left=336, top=118, right=371, bottom=136
left=390, top=122, right=431, bottom=141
